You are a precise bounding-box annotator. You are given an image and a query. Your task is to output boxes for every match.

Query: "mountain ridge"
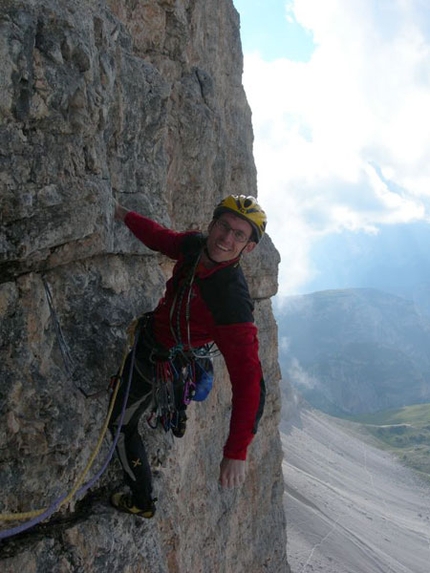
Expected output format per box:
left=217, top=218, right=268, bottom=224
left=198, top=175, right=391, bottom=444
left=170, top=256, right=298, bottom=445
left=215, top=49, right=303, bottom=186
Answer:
left=277, top=287, right=430, bottom=415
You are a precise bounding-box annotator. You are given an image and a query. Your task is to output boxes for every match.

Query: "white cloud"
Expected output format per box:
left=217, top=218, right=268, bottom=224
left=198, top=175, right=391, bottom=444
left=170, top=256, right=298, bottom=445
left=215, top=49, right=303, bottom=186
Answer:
left=242, top=0, right=430, bottom=295
left=287, top=357, right=320, bottom=390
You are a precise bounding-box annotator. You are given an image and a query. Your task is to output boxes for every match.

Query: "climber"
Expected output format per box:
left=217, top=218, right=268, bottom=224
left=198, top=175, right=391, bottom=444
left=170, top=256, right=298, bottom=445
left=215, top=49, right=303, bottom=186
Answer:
left=109, top=195, right=267, bottom=518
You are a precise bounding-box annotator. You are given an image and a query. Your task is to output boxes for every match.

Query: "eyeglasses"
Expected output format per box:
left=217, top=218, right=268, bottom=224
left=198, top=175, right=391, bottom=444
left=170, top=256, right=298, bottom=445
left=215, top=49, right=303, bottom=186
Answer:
left=214, top=218, right=250, bottom=243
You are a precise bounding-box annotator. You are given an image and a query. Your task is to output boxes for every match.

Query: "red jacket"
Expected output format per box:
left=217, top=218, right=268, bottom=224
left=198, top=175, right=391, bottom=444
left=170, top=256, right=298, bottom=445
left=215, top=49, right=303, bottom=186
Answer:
left=124, top=211, right=265, bottom=460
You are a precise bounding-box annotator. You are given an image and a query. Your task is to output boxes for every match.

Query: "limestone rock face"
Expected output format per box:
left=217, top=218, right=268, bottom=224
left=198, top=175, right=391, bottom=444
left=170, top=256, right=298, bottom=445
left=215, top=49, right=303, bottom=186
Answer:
left=0, top=1, right=288, bottom=571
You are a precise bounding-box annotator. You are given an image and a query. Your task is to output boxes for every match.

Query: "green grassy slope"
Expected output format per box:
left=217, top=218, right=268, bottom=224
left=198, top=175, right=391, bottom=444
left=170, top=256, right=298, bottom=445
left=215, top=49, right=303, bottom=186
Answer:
left=349, top=404, right=430, bottom=479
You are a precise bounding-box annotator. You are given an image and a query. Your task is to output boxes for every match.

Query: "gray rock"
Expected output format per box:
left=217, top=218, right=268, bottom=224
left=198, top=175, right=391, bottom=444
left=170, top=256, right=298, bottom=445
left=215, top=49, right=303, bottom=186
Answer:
left=0, top=1, right=288, bottom=571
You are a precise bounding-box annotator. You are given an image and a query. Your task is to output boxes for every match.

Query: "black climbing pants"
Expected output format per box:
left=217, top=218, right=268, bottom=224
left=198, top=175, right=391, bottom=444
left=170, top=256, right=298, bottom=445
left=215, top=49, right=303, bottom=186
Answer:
left=109, top=346, right=155, bottom=508
left=108, top=313, right=198, bottom=507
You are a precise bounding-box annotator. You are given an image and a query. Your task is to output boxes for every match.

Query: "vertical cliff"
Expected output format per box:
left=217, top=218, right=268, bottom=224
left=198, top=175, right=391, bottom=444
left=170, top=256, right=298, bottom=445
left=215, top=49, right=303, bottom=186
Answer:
left=0, top=1, right=288, bottom=571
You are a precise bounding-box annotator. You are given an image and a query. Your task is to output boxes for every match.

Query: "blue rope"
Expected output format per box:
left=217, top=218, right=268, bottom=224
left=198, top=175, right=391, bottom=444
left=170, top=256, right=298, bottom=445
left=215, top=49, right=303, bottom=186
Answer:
left=0, top=331, right=139, bottom=541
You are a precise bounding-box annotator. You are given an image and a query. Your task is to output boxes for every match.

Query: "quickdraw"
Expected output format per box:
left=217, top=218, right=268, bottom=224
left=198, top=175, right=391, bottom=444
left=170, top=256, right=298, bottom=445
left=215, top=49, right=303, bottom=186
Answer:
left=145, top=354, right=196, bottom=433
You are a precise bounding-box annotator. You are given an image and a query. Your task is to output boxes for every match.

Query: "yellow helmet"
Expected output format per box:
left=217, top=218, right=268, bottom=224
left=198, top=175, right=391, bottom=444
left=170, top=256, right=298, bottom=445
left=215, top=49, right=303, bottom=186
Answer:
left=213, top=195, right=267, bottom=243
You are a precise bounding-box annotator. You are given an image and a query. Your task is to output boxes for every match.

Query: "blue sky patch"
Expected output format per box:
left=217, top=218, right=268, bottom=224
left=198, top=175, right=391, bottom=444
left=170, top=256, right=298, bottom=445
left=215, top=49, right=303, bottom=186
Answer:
left=234, top=0, right=316, bottom=62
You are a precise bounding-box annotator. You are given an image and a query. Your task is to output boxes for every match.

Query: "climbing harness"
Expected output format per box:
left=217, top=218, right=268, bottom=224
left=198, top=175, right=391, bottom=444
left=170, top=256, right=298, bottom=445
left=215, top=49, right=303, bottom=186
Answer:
left=156, top=249, right=218, bottom=429
left=129, top=313, right=210, bottom=436
left=131, top=245, right=217, bottom=436
left=0, top=319, right=140, bottom=540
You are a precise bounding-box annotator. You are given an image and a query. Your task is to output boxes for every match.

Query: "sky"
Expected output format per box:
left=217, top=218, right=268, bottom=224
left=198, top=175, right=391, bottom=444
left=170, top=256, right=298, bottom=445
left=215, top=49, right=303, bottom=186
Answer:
left=233, top=0, right=430, bottom=298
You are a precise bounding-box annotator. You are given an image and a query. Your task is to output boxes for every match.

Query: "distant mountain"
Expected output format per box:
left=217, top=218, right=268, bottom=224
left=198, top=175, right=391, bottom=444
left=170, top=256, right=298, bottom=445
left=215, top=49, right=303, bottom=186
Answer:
left=300, top=222, right=430, bottom=315
left=277, top=288, right=430, bottom=415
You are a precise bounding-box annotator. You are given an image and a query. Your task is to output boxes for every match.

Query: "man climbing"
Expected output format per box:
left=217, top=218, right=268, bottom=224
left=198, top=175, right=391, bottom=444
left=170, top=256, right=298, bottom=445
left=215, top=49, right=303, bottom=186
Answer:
left=109, top=195, right=267, bottom=518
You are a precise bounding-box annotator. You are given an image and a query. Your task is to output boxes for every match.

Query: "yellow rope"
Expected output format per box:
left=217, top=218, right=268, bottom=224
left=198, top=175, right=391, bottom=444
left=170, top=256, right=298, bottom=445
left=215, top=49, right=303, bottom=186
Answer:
left=0, top=335, right=132, bottom=523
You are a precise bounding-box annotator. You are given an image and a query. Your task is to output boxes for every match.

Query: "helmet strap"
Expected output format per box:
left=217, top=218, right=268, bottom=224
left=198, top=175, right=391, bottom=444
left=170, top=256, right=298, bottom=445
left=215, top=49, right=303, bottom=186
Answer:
left=203, top=246, right=221, bottom=265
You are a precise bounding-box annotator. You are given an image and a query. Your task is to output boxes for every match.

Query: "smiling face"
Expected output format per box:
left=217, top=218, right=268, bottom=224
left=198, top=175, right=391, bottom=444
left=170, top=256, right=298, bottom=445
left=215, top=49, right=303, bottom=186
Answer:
left=205, top=212, right=257, bottom=264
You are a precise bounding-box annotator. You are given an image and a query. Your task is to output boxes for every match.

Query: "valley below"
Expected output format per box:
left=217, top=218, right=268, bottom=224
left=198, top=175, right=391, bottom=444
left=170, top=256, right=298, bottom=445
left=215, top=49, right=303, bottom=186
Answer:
left=282, top=407, right=430, bottom=573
